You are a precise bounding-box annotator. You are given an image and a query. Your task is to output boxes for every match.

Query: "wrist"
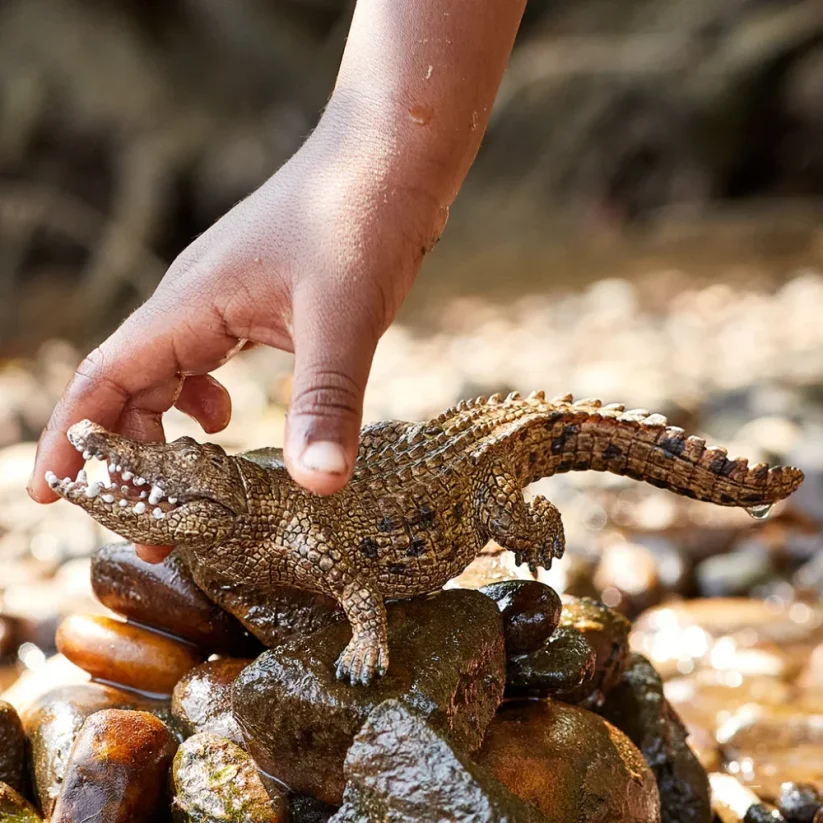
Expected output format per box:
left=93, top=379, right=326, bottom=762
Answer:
left=309, top=92, right=451, bottom=246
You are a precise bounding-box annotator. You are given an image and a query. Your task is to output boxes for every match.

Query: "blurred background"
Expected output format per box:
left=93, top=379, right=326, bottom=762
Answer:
left=2, top=0, right=823, bottom=793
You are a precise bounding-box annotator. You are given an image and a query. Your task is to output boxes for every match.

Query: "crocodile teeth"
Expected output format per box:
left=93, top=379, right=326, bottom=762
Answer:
left=116, top=465, right=123, bottom=473
left=139, top=491, right=147, bottom=499
left=134, top=477, right=146, bottom=487
left=168, top=497, right=178, bottom=505
left=108, top=463, right=117, bottom=473
left=45, top=471, right=59, bottom=487
left=133, top=502, right=146, bottom=515
left=95, top=452, right=104, bottom=460
left=152, top=507, right=165, bottom=520
left=149, top=485, right=164, bottom=505
left=76, top=469, right=87, bottom=484
left=101, top=494, right=115, bottom=504
left=119, top=499, right=129, bottom=508
left=82, top=450, right=92, bottom=461
left=122, top=471, right=133, bottom=481
left=84, top=483, right=101, bottom=499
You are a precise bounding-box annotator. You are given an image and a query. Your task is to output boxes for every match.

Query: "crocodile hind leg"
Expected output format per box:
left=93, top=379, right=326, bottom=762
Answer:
left=479, top=473, right=566, bottom=573
left=334, top=580, right=389, bottom=686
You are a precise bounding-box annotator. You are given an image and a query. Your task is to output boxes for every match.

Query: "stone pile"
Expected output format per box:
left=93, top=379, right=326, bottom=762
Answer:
left=0, top=542, right=715, bottom=822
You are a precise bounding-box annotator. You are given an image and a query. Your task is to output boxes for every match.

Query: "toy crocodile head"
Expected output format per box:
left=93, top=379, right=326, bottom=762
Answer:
left=45, top=420, right=247, bottom=548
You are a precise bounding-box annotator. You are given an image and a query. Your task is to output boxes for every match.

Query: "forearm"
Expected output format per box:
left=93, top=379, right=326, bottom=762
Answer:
left=324, top=0, right=526, bottom=208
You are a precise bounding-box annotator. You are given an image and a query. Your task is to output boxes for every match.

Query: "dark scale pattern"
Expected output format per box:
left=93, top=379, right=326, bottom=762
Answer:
left=53, top=393, right=804, bottom=685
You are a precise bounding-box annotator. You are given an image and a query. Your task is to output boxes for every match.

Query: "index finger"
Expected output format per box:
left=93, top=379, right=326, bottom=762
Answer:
left=28, top=323, right=182, bottom=503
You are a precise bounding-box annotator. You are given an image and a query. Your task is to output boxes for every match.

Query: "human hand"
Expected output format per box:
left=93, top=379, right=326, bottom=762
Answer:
left=28, top=0, right=527, bottom=564
left=28, top=103, right=446, bottom=562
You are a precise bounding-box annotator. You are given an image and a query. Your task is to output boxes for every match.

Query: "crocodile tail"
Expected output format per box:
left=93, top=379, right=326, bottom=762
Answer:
left=478, top=393, right=804, bottom=508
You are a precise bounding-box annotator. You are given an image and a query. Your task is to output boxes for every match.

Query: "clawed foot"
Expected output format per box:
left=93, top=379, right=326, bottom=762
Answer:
left=513, top=496, right=565, bottom=573
left=335, top=634, right=389, bottom=686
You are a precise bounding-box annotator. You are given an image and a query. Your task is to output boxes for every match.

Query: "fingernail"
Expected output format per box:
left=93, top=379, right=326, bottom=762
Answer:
left=299, top=441, right=348, bottom=475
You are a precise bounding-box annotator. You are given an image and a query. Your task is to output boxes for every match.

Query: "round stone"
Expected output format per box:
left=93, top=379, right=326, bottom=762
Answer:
left=56, top=614, right=204, bottom=696
left=476, top=700, right=660, bottom=823
left=480, top=581, right=562, bottom=655
left=51, top=709, right=176, bottom=823
left=172, top=734, right=288, bottom=822
left=172, top=658, right=251, bottom=744
left=91, top=543, right=260, bottom=656
left=21, top=683, right=172, bottom=818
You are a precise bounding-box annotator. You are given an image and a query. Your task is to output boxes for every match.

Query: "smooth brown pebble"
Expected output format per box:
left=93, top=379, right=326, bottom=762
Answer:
left=22, top=683, right=171, bottom=817
left=56, top=614, right=204, bottom=695
left=51, top=709, right=176, bottom=823
left=480, top=580, right=562, bottom=654
left=0, top=781, right=42, bottom=821
left=476, top=700, right=660, bottom=823
left=632, top=598, right=823, bottom=679
left=665, top=670, right=793, bottom=734
left=0, top=700, right=27, bottom=795
left=91, top=543, right=261, bottom=656
left=718, top=705, right=823, bottom=799
left=172, top=658, right=251, bottom=744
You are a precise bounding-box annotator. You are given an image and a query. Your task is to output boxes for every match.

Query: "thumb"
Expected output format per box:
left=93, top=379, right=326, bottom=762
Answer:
left=284, top=295, right=380, bottom=495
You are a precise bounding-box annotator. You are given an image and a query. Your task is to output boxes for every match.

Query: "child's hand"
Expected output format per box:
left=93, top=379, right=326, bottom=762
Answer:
left=28, top=0, right=527, bottom=563
left=28, top=109, right=443, bottom=500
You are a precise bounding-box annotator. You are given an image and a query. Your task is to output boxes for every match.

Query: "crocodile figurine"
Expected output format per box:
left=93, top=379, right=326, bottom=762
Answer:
left=45, top=391, right=803, bottom=684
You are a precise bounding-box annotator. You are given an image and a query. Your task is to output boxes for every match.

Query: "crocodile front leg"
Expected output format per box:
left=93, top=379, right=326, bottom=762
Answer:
left=334, top=580, right=389, bottom=686
left=478, top=465, right=566, bottom=573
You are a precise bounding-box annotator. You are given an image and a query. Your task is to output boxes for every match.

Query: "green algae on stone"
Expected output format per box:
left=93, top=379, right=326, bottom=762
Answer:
left=0, top=782, right=42, bottom=822
left=598, top=653, right=711, bottom=823
left=172, top=734, right=287, bottom=823
left=0, top=701, right=28, bottom=797
left=330, top=700, right=548, bottom=823
left=51, top=709, right=177, bottom=823
left=172, top=659, right=251, bottom=745
left=233, top=589, right=506, bottom=806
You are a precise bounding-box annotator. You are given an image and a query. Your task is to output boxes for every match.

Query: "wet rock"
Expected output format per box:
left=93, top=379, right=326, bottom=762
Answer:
left=51, top=709, right=176, bottom=823
left=290, top=795, right=338, bottom=823
left=475, top=700, right=660, bottom=823
left=0, top=700, right=27, bottom=795
left=0, top=781, right=42, bottom=821
left=695, top=543, right=773, bottom=598
left=91, top=543, right=262, bottom=656
left=598, top=653, right=711, bottom=823
left=56, top=614, right=205, bottom=695
left=506, top=626, right=597, bottom=698
left=632, top=598, right=823, bottom=680
left=744, top=806, right=787, bottom=823
left=171, top=733, right=287, bottom=823
left=193, top=573, right=342, bottom=649
left=777, top=783, right=823, bottom=823
left=710, top=772, right=763, bottom=823
left=22, top=683, right=171, bottom=817
left=233, top=589, right=506, bottom=805
left=556, top=596, right=631, bottom=707
left=717, top=705, right=823, bottom=799
left=593, top=540, right=663, bottom=617
left=665, top=671, right=793, bottom=735
left=480, top=580, right=561, bottom=654
left=172, top=658, right=251, bottom=745
left=330, top=700, right=547, bottom=823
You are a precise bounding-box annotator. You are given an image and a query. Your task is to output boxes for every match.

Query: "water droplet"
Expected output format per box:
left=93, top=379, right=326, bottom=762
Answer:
left=408, top=105, right=433, bottom=126
left=746, top=504, right=773, bottom=520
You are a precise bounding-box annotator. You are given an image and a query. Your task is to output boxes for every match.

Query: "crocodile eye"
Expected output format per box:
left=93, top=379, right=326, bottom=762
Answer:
left=182, top=448, right=200, bottom=463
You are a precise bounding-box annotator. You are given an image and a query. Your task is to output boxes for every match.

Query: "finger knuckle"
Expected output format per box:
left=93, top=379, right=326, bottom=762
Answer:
left=291, top=370, right=363, bottom=420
